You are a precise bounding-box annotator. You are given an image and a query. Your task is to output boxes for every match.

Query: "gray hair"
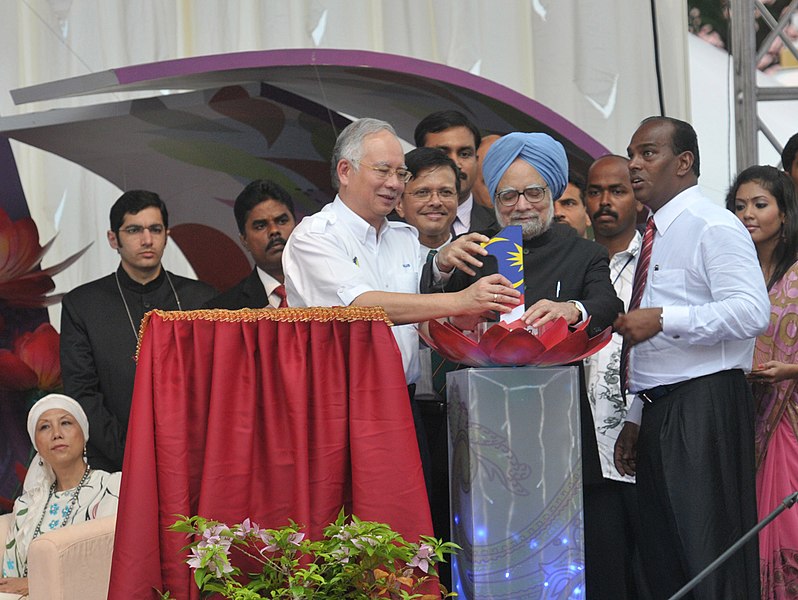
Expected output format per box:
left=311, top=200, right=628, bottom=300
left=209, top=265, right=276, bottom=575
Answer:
left=330, top=118, right=398, bottom=190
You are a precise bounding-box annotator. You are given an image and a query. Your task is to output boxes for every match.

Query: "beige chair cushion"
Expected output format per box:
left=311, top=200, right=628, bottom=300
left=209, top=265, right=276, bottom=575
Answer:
left=1, top=513, right=116, bottom=600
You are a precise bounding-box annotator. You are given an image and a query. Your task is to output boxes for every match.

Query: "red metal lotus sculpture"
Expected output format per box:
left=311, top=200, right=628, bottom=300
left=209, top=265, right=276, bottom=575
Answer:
left=420, top=317, right=612, bottom=367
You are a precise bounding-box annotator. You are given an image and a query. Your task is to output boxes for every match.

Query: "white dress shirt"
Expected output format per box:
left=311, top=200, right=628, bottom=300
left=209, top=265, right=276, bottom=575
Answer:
left=452, top=194, right=474, bottom=236
left=585, top=231, right=640, bottom=482
left=626, top=185, right=770, bottom=423
left=255, top=267, right=284, bottom=309
left=282, top=196, right=422, bottom=384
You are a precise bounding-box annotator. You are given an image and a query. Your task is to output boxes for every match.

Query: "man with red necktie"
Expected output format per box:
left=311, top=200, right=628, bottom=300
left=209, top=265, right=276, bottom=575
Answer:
left=613, top=117, right=770, bottom=600
left=204, top=180, right=296, bottom=310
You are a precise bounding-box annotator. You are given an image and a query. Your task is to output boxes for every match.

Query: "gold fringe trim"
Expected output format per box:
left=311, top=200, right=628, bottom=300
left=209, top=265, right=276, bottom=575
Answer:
left=135, top=306, right=393, bottom=360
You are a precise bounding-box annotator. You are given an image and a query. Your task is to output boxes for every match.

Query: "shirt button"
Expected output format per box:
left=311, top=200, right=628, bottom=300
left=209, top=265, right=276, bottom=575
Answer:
left=523, top=248, right=529, bottom=255
left=144, top=302, right=152, bottom=308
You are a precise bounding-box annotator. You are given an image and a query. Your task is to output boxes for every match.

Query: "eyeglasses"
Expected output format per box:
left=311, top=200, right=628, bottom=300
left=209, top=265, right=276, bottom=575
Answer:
left=119, top=224, right=165, bottom=236
left=495, top=185, right=549, bottom=207
left=407, top=188, right=457, bottom=200
left=352, top=160, right=412, bottom=183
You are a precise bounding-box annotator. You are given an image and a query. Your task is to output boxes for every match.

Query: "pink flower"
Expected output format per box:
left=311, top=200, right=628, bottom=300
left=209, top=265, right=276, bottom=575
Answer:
left=407, top=543, right=434, bottom=574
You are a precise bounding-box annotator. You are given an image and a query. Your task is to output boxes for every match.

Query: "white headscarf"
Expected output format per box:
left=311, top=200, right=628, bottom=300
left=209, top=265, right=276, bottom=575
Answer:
left=23, top=393, right=90, bottom=495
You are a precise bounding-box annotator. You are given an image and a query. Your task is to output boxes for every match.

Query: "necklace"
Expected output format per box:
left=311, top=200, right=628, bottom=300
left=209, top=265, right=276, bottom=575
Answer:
left=115, top=269, right=182, bottom=342
left=24, top=465, right=91, bottom=576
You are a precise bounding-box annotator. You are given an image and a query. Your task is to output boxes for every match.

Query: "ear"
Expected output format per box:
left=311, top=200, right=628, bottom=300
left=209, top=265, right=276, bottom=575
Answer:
left=239, top=232, right=249, bottom=250
left=395, top=198, right=406, bottom=219
left=107, top=230, right=119, bottom=250
left=675, top=151, right=695, bottom=177
left=337, top=159, right=353, bottom=188
left=634, top=200, right=645, bottom=215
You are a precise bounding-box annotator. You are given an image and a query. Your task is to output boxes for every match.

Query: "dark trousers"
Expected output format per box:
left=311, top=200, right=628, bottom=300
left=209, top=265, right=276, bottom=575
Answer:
left=635, top=370, right=760, bottom=600
left=584, top=479, right=652, bottom=600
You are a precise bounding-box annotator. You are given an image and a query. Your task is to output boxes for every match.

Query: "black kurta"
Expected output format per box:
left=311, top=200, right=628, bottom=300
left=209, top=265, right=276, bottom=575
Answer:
left=60, top=267, right=215, bottom=471
left=434, top=222, right=624, bottom=483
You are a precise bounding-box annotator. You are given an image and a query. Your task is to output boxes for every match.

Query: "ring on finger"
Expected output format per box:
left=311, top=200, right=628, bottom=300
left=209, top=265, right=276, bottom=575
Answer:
left=493, top=293, right=497, bottom=302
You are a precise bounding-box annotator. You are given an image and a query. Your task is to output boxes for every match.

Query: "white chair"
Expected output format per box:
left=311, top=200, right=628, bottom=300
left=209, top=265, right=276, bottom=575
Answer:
left=0, top=512, right=116, bottom=600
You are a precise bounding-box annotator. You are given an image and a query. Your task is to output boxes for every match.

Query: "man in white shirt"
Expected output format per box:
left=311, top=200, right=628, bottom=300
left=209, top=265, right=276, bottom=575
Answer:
left=614, top=117, right=770, bottom=599
left=283, top=118, right=520, bottom=510
left=584, top=155, right=647, bottom=599
left=283, top=118, right=519, bottom=383
left=205, top=179, right=296, bottom=310
left=414, top=110, right=498, bottom=235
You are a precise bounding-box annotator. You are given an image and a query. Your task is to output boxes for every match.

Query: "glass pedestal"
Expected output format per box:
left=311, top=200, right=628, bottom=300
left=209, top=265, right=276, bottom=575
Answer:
left=447, top=367, right=584, bottom=599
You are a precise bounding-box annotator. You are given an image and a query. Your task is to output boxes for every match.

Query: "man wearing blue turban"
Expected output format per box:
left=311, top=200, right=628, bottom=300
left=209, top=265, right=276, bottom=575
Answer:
left=432, top=131, right=625, bottom=599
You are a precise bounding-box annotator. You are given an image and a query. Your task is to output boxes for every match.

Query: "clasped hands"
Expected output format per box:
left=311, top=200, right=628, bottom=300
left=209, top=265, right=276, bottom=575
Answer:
left=438, top=233, right=581, bottom=330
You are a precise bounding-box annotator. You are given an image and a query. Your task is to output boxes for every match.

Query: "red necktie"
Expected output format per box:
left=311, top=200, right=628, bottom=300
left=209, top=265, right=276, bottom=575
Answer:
left=628, top=216, right=656, bottom=313
left=273, top=284, right=288, bottom=308
left=620, top=216, right=656, bottom=395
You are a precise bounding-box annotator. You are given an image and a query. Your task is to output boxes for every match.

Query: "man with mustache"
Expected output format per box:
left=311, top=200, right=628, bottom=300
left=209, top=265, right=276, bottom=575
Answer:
left=583, top=155, right=648, bottom=599
left=415, top=110, right=498, bottom=235
left=553, top=171, right=592, bottom=238
left=205, top=180, right=296, bottom=309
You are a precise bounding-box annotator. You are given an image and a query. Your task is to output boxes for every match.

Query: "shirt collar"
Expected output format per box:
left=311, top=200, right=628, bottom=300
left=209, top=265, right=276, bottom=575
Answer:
left=331, top=195, right=387, bottom=244
left=651, top=185, right=700, bottom=237
left=421, top=235, right=452, bottom=254
left=116, top=264, right=165, bottom=293
left=255, top=267, right=280, bottom=296
left=456, top=194, right=473, bottom=228
left=617, top=230, right=642, bottom=259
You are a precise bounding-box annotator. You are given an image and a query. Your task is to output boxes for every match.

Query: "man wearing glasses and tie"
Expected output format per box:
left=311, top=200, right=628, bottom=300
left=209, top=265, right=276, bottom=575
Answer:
left=60, top=190, right=215, bottom=472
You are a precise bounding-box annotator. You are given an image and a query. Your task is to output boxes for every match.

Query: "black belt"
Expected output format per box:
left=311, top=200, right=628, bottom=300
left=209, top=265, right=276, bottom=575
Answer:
left=638, top=370, right=743, bottom=404
left=638, top=381, right=688, bottom=403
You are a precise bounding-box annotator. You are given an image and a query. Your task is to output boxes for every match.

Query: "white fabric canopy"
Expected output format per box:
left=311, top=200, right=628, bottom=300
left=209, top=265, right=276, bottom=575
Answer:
left=0, top=0, right=689, bottom=328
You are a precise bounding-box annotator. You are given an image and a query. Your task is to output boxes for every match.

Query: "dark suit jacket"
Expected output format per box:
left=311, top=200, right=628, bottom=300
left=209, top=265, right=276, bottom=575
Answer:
left=203, top=268, right=270, bottom=310
left=468, top=200, right=498, bottom=233
left=423, top=222, right=623, bottom=485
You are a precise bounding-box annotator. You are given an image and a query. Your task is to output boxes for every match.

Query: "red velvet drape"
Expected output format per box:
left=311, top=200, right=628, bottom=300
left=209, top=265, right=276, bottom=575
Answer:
left=107, top=307, right=432, bottom=600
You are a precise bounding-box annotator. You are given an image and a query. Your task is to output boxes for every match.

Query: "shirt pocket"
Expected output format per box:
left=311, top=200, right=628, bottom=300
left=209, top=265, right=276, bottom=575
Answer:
left=392, top=267, right=420, bottom=294
left=649, top=268, right=686, bottom=305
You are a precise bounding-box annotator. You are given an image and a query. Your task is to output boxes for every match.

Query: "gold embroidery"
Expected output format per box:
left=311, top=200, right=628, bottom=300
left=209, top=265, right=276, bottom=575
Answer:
left=136, top=306, right=393, bottom=360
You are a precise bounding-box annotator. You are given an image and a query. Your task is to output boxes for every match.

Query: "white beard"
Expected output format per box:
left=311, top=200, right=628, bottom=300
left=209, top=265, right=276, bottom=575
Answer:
left=495, top=199, right=553, bottom=240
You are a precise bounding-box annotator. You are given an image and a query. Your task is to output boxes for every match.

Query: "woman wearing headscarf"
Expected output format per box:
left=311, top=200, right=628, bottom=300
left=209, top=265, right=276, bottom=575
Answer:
left=1, top=393, right=121, bottom=578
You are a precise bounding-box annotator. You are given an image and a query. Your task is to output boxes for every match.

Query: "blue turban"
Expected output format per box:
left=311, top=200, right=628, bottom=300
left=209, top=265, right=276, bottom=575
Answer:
left=483, top=132, right=569, bottom=203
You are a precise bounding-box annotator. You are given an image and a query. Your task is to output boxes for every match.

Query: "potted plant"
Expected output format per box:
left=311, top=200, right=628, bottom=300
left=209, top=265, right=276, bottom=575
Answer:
left=165, top=509, right=458, bottom=599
